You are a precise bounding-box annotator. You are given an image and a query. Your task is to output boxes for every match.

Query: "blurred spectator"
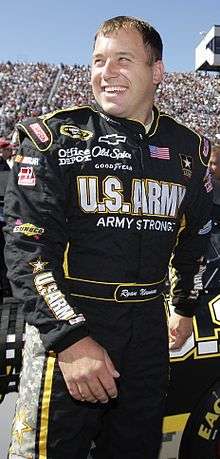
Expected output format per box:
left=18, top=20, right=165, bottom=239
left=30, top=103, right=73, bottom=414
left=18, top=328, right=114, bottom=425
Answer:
left=49, top=64, right=94, bottom=109
left=0, top=62, right=58, bottom=136
left=0, top=62, right=219, bottom=143
left=202, top=145, right=220, bottom=293
left=209, top=146, right=220, bottom=217
left=155, top=71, right=220, bottom=142
left=209, top=145, right=220, bottom=182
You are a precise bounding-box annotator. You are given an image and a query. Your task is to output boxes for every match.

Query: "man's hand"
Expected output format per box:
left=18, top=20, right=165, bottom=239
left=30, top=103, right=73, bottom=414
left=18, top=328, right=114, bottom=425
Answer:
left=58, top=336, right=120, bottom=403
left=168, top=312, right=193, bottom=350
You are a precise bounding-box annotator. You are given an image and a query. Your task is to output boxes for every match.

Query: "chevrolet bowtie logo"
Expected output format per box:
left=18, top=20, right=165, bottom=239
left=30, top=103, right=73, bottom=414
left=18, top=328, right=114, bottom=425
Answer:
left=98, top=134, right=126, bottom=145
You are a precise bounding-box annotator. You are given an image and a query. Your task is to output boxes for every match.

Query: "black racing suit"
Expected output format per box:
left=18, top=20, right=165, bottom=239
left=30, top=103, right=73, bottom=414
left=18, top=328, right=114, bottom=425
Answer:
left=0, top=160, right=11, bottom=300
left=202, top=177, right=220, bottom=293
left=4, top=105, right=213, bottom=459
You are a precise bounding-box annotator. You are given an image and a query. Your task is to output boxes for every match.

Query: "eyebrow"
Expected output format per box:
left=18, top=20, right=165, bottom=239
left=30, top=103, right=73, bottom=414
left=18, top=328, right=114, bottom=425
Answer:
left=92, top=51, right=135, bottom=59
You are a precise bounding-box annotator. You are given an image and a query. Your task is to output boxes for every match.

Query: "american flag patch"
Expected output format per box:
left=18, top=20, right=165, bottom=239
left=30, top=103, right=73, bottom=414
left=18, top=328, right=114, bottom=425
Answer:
left=149, top=145, right=170, bottom=160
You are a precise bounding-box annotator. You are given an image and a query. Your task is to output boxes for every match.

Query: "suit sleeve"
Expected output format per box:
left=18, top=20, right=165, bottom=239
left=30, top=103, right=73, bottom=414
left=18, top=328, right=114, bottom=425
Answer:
left=170, top=137, right=213, bottom=317
left=3, top=129, right=89, bottom=352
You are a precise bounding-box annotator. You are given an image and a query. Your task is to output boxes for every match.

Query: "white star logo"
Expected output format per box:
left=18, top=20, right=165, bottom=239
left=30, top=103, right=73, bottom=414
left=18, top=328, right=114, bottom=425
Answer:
left=29, top=257, right=49, bottom=273
left=183, top=158, right=191, bottom=169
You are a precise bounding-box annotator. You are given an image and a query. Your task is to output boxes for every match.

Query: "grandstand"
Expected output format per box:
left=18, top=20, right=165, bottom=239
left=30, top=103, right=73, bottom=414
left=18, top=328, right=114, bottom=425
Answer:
left=0, top=61, right=219, bottom=143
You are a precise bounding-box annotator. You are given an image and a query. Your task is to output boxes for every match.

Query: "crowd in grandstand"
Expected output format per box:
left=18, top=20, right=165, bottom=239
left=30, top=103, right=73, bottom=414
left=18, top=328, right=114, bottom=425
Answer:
left=0, top=61, right=219, bottom=143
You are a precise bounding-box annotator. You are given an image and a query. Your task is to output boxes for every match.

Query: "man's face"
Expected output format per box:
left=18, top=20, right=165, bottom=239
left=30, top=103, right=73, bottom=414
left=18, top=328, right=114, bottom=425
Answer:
left=91, top=27, right=164, bottom=124
left=209, top=150, right=220, bottom=181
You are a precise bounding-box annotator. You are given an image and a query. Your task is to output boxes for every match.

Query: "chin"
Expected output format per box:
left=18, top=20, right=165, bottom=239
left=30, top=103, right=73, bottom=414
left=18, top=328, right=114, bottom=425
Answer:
left=100, top=101, right=124, bottom=118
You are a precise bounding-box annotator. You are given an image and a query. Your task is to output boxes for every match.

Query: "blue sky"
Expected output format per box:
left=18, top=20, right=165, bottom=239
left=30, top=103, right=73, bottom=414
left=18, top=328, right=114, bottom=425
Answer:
left=0, top=0, right=219, bottom=71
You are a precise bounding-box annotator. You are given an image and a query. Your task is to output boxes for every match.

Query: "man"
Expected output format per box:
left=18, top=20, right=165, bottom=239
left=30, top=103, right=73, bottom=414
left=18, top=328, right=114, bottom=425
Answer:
left=209, top=145, right=220, bottom=179
left=4, top=16, right=212, bottom=459
left=0, top=138, right=13, bottom=300
left=209, top=145, right=220, bottom=213
left=202, top=145, right=220, bottom=293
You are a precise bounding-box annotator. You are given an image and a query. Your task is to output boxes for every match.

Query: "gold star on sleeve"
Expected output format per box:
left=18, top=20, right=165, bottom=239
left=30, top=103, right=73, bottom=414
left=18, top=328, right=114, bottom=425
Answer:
left=29, top=257, right=49, bottom=273
left=12, top=410, right=33, bottom=445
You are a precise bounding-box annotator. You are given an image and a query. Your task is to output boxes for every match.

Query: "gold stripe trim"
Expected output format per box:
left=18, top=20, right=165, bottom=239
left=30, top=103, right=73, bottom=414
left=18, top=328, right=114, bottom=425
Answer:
left=39, top=355, right=55, bottom=458
left=66, top=275, right=166, bottom=286
left=71, top=293, right=116, bottom=301
left=63, top=242, right=70, bottom=277
left=149, top=109, right=209, bottom=166
left=6, top=365, right=12, bottom=375
left=18, top=105, right=96, bottom=152
left=70, top=292, right=162, bottom=303
left=16, top=122, right=53, bottom=152
left=163, top=413, right=190, bottom=433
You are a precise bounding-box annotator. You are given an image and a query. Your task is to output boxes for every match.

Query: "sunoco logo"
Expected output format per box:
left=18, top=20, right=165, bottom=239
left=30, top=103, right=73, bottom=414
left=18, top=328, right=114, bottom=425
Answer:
left=13, top=223, right=45, bottom=237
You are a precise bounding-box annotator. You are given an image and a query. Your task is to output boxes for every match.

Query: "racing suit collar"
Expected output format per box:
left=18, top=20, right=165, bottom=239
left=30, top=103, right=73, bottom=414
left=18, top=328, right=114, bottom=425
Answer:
left=94, top=104, right=160, bottom=137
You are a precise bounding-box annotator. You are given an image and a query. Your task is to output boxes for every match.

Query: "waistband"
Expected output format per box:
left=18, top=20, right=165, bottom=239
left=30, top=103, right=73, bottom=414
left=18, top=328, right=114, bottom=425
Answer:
left=66, top=277, right=166, bottom=303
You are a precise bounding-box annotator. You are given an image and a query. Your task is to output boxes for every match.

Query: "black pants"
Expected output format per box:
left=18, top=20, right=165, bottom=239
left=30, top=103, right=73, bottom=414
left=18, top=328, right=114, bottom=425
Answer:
left=9, top=298, right=169, bottom=459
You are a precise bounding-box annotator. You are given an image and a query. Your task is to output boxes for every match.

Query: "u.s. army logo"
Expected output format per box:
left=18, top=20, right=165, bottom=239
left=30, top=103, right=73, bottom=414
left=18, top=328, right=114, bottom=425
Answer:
left=60, top=125, right=93, bottom=141
left=179, top=154, right=193, bottom=178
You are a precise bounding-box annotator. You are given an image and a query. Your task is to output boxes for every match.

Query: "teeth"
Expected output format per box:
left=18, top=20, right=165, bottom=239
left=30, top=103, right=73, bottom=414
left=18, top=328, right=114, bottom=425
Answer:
left=104, top=87, right=126, bottom=92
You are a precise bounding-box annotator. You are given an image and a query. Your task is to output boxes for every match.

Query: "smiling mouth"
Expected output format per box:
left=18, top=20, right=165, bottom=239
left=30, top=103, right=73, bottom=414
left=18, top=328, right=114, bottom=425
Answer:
left=103, top=86, right=127, bottom=94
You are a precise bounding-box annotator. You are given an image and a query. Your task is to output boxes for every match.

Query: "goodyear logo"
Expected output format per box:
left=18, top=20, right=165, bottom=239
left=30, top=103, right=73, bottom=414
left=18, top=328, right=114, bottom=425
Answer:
left=13, top=223, right=44, bottom=237
left=60, top=125, right=93, bottom=141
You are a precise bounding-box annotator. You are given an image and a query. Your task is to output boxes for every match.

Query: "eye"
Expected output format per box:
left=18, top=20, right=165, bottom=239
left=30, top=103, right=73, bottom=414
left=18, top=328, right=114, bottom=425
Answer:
left=93, top=58, right=105, bottom=66
left=119, top=57, right=131, bottom=63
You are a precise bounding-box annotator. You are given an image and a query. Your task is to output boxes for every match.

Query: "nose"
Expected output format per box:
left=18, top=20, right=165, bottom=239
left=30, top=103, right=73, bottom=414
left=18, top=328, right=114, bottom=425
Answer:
left=102, top=58, right=118, bottom=79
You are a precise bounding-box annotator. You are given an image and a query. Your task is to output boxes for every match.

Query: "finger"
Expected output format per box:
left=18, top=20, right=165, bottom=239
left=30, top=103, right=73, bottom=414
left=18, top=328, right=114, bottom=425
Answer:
left=77, top=381, right=98, bottom=403
left=169, top=326, right=177, bottom=337
left=67, top=382, right=83, bottom=401
left=87, top=378, right=109, bottom=403
left=169, top=337, right=176, bottom=349
left=169, top=341, right=178, bottom=350
left=169, top=334, right=188, bottom=350
left=104, top=351, right=120, bottom=378
left=98, top=371, right=118, bottom=399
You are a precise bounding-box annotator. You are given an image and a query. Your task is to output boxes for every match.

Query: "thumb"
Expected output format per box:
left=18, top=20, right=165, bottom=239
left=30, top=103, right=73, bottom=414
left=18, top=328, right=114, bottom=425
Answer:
left=104, top=350, right=120, bottom=378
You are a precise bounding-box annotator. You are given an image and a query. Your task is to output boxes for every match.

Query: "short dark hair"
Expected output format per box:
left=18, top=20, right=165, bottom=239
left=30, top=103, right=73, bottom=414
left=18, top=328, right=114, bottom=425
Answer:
left=94, top=16, right=163, bottom=65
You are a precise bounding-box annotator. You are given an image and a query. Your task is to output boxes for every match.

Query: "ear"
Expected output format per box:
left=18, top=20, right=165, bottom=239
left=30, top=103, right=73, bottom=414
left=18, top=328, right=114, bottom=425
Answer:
left=152, top=60, right=164, bottom=85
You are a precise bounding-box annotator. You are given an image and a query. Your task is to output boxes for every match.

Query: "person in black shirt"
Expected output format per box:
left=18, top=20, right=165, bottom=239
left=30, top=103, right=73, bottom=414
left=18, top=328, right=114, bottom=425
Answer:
left=202, top=145, right=220, bottom=293
left=0, top=138, right=12, bottom=300
left=3, top=16, right=213, bottom=459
